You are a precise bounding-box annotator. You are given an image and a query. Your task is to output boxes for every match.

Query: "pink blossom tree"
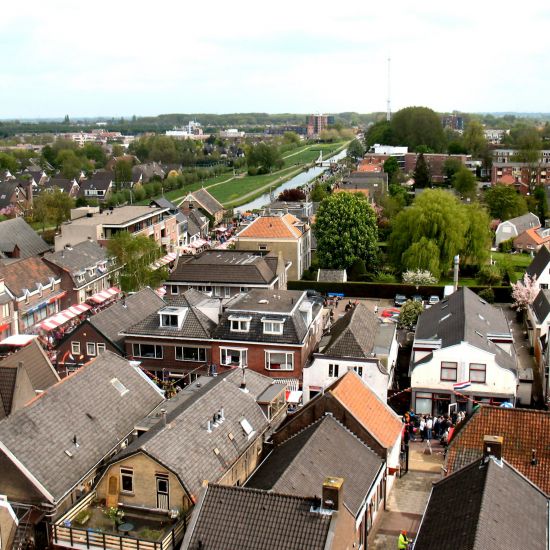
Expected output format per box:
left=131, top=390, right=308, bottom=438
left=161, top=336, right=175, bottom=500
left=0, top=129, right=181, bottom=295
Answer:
left=511, top=273, right=539, bottom=311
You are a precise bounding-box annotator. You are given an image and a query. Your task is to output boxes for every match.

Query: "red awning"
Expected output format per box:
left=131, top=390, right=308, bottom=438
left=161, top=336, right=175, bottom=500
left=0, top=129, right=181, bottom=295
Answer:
left=0, top=334, right=36, bottom=347
left=40, top=303, right=92, bottom=331
left=88, top=286, right=121, bottom=304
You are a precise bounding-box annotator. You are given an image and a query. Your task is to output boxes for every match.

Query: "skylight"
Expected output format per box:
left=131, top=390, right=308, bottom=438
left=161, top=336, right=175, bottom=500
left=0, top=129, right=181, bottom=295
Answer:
left=240, top=418, right=254, bottom=437
left=111, top=377, right=129, bottom=396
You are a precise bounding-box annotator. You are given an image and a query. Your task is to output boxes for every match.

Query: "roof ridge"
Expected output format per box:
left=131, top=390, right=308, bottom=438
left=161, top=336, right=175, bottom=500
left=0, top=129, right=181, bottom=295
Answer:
left=329, top=414, right=379, bottom=455
left=209, top=482, right=319, bottom=503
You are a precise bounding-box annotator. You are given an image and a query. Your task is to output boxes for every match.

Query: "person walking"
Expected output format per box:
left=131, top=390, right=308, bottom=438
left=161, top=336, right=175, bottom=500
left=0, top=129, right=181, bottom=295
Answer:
left=398, top=530, right=411, bottom=549
left=419, top=416, right=426, bottom=442
left=426, top=415, right=433, bottom=441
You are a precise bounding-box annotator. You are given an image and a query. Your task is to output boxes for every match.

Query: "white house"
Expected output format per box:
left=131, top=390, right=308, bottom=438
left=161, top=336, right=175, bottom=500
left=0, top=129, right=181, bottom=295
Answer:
left=526, top=245, right=550, bottom=289
left=303, top=304, right=398, bottom=403
left=495, top=212, right=540, bottom=246
left=410, top=287, right=520, bottom=414
left=528, top=289, right=550, bottom=399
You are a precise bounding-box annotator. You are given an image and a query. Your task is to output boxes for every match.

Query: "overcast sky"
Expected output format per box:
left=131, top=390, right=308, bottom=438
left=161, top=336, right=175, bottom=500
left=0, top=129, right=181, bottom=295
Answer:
left=2, top=0, right=550, bottom=118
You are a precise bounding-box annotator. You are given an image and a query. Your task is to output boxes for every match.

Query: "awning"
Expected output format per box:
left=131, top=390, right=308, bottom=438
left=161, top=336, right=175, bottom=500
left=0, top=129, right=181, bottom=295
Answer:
left=0, top=334, right=36, bottom=347
left=215, top=226, right=227, bottom=232
left=285, top=390, right=303, bottom=404
left=40, top=303, right=92, bottom=331
left=152, top=252, right=178, bottom=269
left=274, top=378, right=300, bottom=391
left=189, top=239, right=208, bottom=249
left=88, top=286, right=120, bottom=304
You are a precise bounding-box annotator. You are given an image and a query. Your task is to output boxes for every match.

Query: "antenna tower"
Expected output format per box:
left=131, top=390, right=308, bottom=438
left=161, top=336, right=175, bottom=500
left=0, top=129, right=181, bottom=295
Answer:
left=386, top=57, right=391, bottom=122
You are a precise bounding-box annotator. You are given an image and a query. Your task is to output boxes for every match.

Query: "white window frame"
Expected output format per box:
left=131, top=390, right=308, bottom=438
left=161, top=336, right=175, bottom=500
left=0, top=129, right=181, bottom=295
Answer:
left=120, top=467, right=134, bottom=494
left=160, top=314, right=179, bottom=328
left=175, top=346, right=207, bottom=362
left=71, top=341, right=81, bottom=354
left=171, top=285, right=180, bottom=295
left=97, top=343, right=106, bottom=354
left=265, top=350, right=294, bottom=371
left=133, top=343, right=163, bottom=359
left=229, top=316, right=251, bottom=333
left=262, top=319, right=284, bottom=335
left=469, top=362, right=487, bottom=383
left=87, top=342, right=96, bottom=356
left=352, top=365, right=363, bottom=377
left=220, top=347, right=248, bottom=367
left=328, top=363, right=339, bottom=377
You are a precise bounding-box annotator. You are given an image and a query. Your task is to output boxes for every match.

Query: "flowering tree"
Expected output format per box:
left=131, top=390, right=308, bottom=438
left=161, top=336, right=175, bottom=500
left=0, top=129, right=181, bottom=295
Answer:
left=402, top=269, right=438, bottom=285
left=511, top=273, right=539, bottom=311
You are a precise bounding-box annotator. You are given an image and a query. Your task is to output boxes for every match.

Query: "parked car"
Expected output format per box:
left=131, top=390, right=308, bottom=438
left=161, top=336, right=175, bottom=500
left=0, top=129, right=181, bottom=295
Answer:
left=412, top=294, right=423, bottom=305
left=394, top=294, right=407, bottom=307
left=428, top=295, right=440, bottom=306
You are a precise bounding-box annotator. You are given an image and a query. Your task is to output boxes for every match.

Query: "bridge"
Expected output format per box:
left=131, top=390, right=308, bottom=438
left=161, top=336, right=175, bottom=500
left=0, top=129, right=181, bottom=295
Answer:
left=314, top=150, right=339, bottom=167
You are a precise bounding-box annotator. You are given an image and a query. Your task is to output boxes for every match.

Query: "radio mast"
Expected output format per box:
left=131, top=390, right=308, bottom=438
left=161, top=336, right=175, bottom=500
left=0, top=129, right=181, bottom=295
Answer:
left=386, top=57, right=391, bottom=122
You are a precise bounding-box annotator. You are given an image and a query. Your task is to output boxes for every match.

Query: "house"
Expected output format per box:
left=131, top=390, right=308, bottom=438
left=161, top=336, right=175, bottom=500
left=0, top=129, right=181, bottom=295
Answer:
left=178, top=188, right=224, bottom=225
left=445, top=405, right=550, bottom=495
left=78, top=171, right=114, bottom=202
left=526, top=245, right=550, bottom=288
left=404, top=153, right=468, bottom=183
left=131, top=162, right=165, bottom=183
left=0, top=339, right=60, bottom=418
left=54, top=205, right=178, bottom=251
left=42, top=177, right=80, bottom=198
left=491, top=162, right=550, bottom=191
left=0, top=278, right=15, bottom=340
left=55, top=287, right=165, bottom=373
left=261, top=200, right=314, bottom=222
left=235, top=214, right=311, bottom=280
left=247, top=414, right=385, bottom=548
left=0, top=498, right=18, bottom=550
left=410, top=287, right=521, bottom=413
left=526, top=288, right=550, bottom=367
left=166, top=249, right=290, bottom=299
left=336, top=172, right=389, bottom=201
left=0, top=257, right=64, bottom=334
left=317, top=268, right=347, bottom=283
left=0, top=352, right=164, bottom=548
left=0, top=178, right=33, bottom=216
left=303, top=304, right=398, bottom=403
left=123, top=289, right=219, bottom=379
left=513, top=225, right=550, bottom=253
left=0, top=217, right=50, bottom=263
left=415, top=453, right=548, bottom=550
left=180, top=485, right=336, bottom=550
left=24, top=168, right=48, bottom=186
left=43, top=240, right=121, bottom=308
left=211, top=289, right=324, bottom=385
left=494, top=212, right=540, bottom=246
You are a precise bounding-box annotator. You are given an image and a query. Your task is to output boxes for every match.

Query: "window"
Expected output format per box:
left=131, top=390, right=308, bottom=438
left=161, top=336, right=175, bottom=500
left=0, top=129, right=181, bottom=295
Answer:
left=171, top=285, right=179, bottom=295
left=111, top=378, right=129, bottom=396
left=265, top=350, right=294, bottom=371
left=71, top=342, right=81, bottom=354
left=221, top=347, right=247, bottom=367
left=328, top=363, right=339, bottom=377
left=352, top=366, right=363, bottom=377
left=440, top=361, right=457, bottom=381
left=175, top=346, right=206, bottom=362
left=224, top=287, right=231, bottom=298
left=240, top=418, right=254, bottom=438
left=87, top=342, right=96, bottom=356
left=415, top=392, right=433, bottom=414
left=161, top=314, right=179, bottom=327
left=229, top=316, right=251, bottom=332
left=258, top=244, right=267, bottom=251
left=262, top=319, right=284, bottom=335
left=120, top=468, right=133, bottom=493
left=1, top=304, right=9, bottom=318
left=133, top=343, right=163, bottom=359
left=97, top=343, right=106, bottom=354
left=240, top=287, right=249, bottom=293
left=469, top=363, right=486, bottom=383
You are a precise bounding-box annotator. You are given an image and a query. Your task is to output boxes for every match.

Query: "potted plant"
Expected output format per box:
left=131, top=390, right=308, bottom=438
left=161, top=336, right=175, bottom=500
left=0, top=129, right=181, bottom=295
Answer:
left=103, top=507, right=125, bottom=527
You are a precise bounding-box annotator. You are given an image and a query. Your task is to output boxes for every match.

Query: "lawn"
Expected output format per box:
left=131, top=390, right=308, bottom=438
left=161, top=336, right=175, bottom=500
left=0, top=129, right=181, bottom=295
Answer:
left=492, top=251, right=531, bottom=283
left=282, top=142, right=347, bottom=167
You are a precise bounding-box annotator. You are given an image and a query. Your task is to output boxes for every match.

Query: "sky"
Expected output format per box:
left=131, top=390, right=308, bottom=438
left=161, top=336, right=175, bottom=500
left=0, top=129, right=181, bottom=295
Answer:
left=2, top=0, right=550, bottom=118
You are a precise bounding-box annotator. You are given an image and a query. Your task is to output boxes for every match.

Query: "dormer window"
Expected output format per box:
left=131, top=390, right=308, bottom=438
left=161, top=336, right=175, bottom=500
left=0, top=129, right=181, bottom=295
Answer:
left=158, top=306, right=188, bottom=328
left=229, top=315, right=251, bottom=332
left=262, top=318, right=284, bottom=335
left=87, top=268, right=94, bottom=277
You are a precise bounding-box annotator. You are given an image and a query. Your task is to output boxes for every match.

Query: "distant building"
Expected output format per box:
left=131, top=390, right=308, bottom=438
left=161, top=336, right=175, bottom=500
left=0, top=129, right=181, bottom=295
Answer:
left=306, top=114, right=332, bottom=136
left=441, top=114, right=464, bottom=131
left=484, top=128, right=508, bottom=144
left=404, top=153, right=468, bottom=183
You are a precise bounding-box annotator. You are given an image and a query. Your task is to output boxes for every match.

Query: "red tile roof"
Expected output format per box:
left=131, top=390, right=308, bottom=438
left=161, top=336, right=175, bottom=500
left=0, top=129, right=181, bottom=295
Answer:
left=446, top=405, right=550, bottom=494
left=238, top=214, right=303, bottom=240
left=328, top=371, right=402, bottom=448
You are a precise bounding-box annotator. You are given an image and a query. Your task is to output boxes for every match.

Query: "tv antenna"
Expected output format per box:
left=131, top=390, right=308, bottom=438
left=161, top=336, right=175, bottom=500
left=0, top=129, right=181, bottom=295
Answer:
left=386, top=57, right=392, bottom=122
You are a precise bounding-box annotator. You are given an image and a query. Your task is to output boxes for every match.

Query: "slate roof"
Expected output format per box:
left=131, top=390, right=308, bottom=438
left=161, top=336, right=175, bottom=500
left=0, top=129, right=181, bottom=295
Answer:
left=0, top=352, right=164, bottom=503
left=43, top=177, right=77, bottom=194
left=0, top=257, right=60, bottom=298
left=0, top=339, right=59, bottom=392
left=527, top=245, right=550, bottom=279
left=328, top=371, right=402, bottom=449
left=531, top=289, right=550, bottom=324
left=187, top=188, right=224, bottom=216
left=181, top=484, right=332, bottom=550
left=88, top=288, right=165, bottom=351
left=0, top=218, right=50, bottom=260
left=446, top=405, right=550, bottom=494
left=109, top=368, right=272, bottom=499
left=317, top=269, right=346, bottom=282
left=44, top=240, right=112, bottom=285
left=0, top=363, right=35, bottom=420
left=0, top=181, right=28, bottom=209
left=413, top=287, right=516, bottom=374
left=238, top=214, right=304, bottom=239
left=168, top=250, right=279, bottom=285
left=123, top=289, right=217, bottom=339
left=415, top=457, right=548, bottom=550
left=503, top=212, right=540, bottom=233
left=247, top=415, right=383, bottom=516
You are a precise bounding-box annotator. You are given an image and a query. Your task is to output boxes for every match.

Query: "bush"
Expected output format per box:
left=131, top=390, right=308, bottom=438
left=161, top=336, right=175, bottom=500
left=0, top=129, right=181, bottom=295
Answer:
left=478, top=287, right=495, bottom=303
left=477, top=264, right=503, bottom=286
left=348, top=259, right=367, bottom=281
left=498, top=238, right=514, bottom=253
left=247, top=166, right=258, bottom=176
left=402, top=269, right=438, bottom=285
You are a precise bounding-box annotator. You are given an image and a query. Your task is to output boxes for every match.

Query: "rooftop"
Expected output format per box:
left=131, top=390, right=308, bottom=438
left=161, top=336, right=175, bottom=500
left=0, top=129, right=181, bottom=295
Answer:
left=225, top=289, right=305, bottom=314
left=65, top=206, right=168, bottom=227
left=0, top=218, right=50, bottom=262
left=237, top=214, right=304, bottom=240
left=44, top=240, right=110, bottom=275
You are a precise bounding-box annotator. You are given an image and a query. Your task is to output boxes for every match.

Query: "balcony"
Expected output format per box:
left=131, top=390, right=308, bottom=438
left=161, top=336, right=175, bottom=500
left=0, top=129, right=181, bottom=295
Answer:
left=52, top=492, right=188, bottom=550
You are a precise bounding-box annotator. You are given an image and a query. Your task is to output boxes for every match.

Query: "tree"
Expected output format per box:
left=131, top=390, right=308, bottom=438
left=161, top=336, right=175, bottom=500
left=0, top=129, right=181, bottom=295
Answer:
left=443, top=157, right=463, bottom=182
left=278, top=188, right=306, bottom=202
left=114, top=160, right=133, bottom=186
left=390, top=106, right=446, bottom=152
left=82, top=143, right=107, bottom=167
left=413, top=153, right=431, bottom=187
left=348, top=258, right=367, bottom=281
left=399, top=300, right=424, bottom=329
left=314, top=192, right=378, bottom=270
left=513, top=127, right=542, bottom=193
left=534, top=185, right=548, bottom=222
left=282, top=131, right=300, bottom=145
left=483, top=185, right=528, bottom=220
left=310, top=183, right=328, bottom=202
left=452, top=167, right=477, bottom=198
left=383, top=156, right=400, bottom=184
left=511, top=273, right=539, bottom=312
left=32, top=188, right=74, bottom=229
left=107, top=232, right=167, bottom=292
left=462, top=203, right=491, bottom=267
left=347, top=139, right=365, bottom=160
left=463, top=120, right=487, bottom=158
left=246, top=142, right=283, bottom=173
left=0, top=152, right=18, bottom=173
left=364, top=120, right=394, bottom=148
left=402, top=269, right=438, bottom=285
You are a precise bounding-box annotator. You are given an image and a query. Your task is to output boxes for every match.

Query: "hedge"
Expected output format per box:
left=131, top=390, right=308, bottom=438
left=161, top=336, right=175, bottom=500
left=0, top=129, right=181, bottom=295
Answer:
left=288, top=280, right=512, bottom=303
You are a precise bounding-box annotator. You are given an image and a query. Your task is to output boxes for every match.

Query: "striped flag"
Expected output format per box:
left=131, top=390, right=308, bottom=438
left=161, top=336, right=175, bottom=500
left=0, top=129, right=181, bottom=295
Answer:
left=453, top=380, right=471, bottom=391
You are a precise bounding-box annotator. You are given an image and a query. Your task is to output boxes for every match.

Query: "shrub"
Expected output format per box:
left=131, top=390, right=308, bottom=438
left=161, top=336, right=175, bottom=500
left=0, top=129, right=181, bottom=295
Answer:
left=478, top=288, right=495, bottom=303
left=498, top=238, right=514, bottom=253
left=402, top=269, right=438, bottom=285
left=477, top=265, right=502, bottom=286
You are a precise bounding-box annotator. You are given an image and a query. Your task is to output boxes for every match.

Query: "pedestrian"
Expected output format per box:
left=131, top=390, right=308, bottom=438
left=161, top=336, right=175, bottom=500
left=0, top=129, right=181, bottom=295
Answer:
left=419, top=416, right=426, bottom=442
left=426, top=415, right=433, bottom=441
left=398, top=530, right=411, bottom=549
left=433, top=416, right=440, bottom=438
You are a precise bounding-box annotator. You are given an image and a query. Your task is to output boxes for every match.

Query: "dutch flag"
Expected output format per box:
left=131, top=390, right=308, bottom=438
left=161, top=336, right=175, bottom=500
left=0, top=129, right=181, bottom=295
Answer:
left=453, top=380, right=471, bottom=391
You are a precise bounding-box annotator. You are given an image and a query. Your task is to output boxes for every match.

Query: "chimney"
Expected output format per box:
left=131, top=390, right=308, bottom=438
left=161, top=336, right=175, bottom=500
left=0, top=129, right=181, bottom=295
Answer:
left=453, top=254, right=460, bottom=292
left=322, top=477, right=344, bottom=511
left=161, top=408, right=167, bottom=427
left=531, top=449, right=538, bottom=466
left=483, top=435, right=503, bottom=461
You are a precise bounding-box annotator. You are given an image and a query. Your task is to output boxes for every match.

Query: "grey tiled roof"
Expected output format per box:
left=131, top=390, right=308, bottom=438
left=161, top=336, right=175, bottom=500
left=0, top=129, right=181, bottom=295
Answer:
left=0, top=218, right=50, bottom=260
left=0, top=352, right=164, bottom=502
left=527, top=245, right=550, bottom=279
left=182, top=484, right=332, bottom=550
left=532, top=289, right=550, bottom=323
left=247, top=415, right=383, bottom=516
left=188, top=188, right=224, bottom=215
left=415, top=457, right=548, bottom=550
left=89, top=288, right=165, bottom=350
left=504, top=212, right=540, bottom=233
left=43, top=177, right=77, bottom=194
left=110, top=369, right=272, bottom=498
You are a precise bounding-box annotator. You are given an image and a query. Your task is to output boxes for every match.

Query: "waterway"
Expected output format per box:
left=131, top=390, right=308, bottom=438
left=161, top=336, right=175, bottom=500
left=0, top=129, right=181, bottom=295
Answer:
left=234, top=148, right=348, bottom=213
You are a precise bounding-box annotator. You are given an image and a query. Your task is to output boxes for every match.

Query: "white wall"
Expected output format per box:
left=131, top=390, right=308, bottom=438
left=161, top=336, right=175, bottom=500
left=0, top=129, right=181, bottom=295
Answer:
left=495, top=222, right=518, bottom=246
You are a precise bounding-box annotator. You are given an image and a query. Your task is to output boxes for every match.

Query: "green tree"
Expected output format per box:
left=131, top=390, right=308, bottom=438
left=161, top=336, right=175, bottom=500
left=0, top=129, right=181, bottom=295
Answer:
left=483, top=185, right=528, bottom=220
left=347, top=139, right=365, bottom=160
left=462, top=203, right=491, bottom=267
left=0, top=152, right=18, bottom=172
left=413, top=153, right=431, bottom=187
left=383, top=156, right=400, bottom=184
left=56, top=149, right=90, bottom=179
left=114, top=159, right=133, bottom=187
left=534, top=185, right=548, bottom=222
left=32, top=188, right=74, bottom=229
left=314, top=192, right=378, bottom=270
left=452, top=167, right=477, bottom=198
left=390, top=106, right=446, bottom=152
left=364, top=120, right=394, bottom=148
left=246, top=142, right=283, bottom=173
left=398, top=300, right=424, bottom=329
left=107, top=232, right=167, bottom=292
left=282, top=131, right=300, bottom=145
left=310, top=183, right=328, bottom=202
left=443, top=157, right=463, bottom=182
left=463, top=120, right=487, bottom=158
left=82, top=143, right=107, bottom=167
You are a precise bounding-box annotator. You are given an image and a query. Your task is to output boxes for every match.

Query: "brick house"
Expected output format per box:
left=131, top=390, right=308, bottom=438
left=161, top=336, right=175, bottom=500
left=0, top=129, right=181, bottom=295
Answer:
left=404, top=153, right=468, bottom=183
left=211, top=289, right=324, bottom=387
left=178, top=188, right=225, bottom=225
left=0, top=278, right=16, bottom=340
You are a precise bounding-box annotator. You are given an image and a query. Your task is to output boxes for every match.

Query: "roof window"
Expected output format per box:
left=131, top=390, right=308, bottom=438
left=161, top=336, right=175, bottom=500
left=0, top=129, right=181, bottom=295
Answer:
left=111, top=377, right=129, bottom=396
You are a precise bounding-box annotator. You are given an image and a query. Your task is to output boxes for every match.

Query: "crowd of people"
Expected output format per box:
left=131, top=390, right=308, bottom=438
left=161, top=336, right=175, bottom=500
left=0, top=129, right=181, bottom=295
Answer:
left=402, top=410, right=466, bottom=447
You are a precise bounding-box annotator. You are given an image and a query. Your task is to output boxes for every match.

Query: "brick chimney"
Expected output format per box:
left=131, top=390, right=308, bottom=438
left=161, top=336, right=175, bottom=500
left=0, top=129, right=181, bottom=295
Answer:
left=322, top=477, right=344, bottom=511
left=483, top=435, right=503, bottom=461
